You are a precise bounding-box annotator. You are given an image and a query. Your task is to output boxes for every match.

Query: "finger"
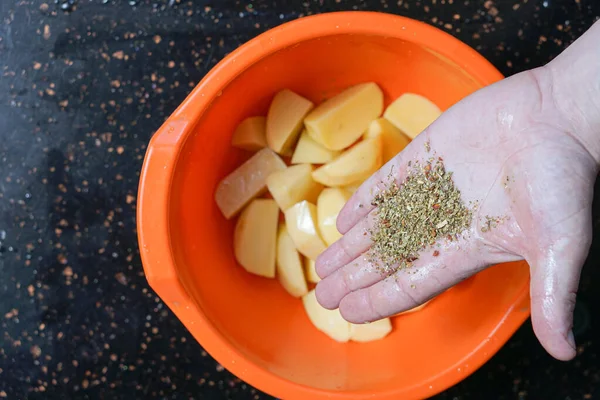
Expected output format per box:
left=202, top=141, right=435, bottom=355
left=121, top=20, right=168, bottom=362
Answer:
left=337, top=132, right=429, bottom=234
left=338, top=241, right=485, bottom=323
left=315, top=210, right=377, bottom=279
left=529, top=236, right=589, bottom=361
left=315, top=253, right=393, bottom=310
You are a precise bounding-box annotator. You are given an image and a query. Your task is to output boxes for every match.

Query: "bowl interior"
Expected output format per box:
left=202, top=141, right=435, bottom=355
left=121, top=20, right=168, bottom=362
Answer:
left=168, top=33, right=529, bottom=395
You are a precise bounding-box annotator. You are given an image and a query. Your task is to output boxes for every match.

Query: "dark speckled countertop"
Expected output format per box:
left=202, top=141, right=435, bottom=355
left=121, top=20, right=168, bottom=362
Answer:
left=0, top=1, right=599, bottom=399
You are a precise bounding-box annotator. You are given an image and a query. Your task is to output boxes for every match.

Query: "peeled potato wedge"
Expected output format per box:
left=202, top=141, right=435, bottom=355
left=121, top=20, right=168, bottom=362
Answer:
left=312, top=137, right=382, bottom=187
left=383, top=93, right=442, bottom=139
left=284, top=201, right=327, bottom=260
left=317, top=188, right=351, bottom=246
left=215, top=148, right=286, bottom=219
left=304, top=83, right=384, bottom=151
left=399, top=300, right=430, bottom=315
left=266, top=164, right=323, bottom=211
left=341, top=183, right=360, bottom=194
left=304, top=258, right=320, bottom=283
left=276, top=224, right=309, bottom=298
left=233, top=199, right=279, bottom=278
left=266, top=90, right=314, bottom=154
left=302, top=289, right=351, bottom=342
left=363, top=118, right=411, bottom=163
left=349, top=318, right=392, bottom=342
left=231, top=116, right=267, bottom=151
left=291, top=130, right=341, bottom=164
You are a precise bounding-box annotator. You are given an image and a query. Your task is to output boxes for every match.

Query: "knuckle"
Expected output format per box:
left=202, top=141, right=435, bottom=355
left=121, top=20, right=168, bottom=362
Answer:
left=388, top=276, right=420, bottom=310
left=366, top=287, right=386, bottom=321
left=339, top=237, right=355, bottom=261
left=338, top=268, right=352, bottom=293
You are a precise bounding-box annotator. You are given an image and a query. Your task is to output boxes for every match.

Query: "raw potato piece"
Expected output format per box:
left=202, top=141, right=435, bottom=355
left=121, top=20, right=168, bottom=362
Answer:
left=284, top=201, right=327, bottom=260
left=231, top=116, right=267, bottom=151
left=399, top=300, right=430, bottom=315
left=383, top=93, right=442, bottom=139
left=312, top=137, right=382, bottom=187
left=266, top=90, right=314, bottom=154
left=266, top=164, right=323, bottom=211
left=215, top=148, right=286, bottom=219
left=302, top=290, right=351, bottom=342
left=349, top=318, right=392, bottom=342
left=363, top=118, right=411, bottom=163
left=276, top=224, right=309, bottom=298
left=291, top=131, right=341, bottom=164
left=233, top=199, right=279, bottom=278
left=304, top=258, right=320, bottom=283
left=304, top=83, right=384, bottom=151
left=317, top=188, right=351, bottom=246
left=341, top=183, right=360, bottom=194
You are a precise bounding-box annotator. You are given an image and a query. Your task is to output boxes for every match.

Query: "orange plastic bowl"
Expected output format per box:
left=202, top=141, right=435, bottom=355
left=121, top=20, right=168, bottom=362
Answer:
left=137, top=12, right=530, bottom=400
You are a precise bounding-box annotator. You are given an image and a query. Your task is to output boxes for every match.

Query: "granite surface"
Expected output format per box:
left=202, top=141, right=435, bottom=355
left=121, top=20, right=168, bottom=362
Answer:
left=0, top=0, right=599, bottom=399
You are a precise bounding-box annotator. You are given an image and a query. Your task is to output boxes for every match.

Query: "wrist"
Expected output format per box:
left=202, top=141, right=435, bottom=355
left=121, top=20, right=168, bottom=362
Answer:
left=547, top=20, right=600, bottom=166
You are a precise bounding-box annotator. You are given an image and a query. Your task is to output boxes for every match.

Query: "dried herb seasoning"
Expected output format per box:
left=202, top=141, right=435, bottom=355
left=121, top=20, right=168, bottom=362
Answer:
left=480, top=215, right=509, bottom=233
left=368, top=157, right=473, bottom=273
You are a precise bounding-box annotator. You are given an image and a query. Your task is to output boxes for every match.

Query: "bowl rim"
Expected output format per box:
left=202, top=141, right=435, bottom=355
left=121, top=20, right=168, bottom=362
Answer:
left=137, top=11, right=530, bottom=400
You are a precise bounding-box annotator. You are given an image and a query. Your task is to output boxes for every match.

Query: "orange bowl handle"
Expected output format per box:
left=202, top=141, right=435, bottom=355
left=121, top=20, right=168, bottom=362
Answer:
left=137, top=118, right=190, bottom=302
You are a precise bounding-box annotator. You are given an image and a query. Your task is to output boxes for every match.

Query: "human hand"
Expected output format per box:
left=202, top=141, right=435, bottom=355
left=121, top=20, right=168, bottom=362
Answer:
left=315, top=21, right=600, bottom=361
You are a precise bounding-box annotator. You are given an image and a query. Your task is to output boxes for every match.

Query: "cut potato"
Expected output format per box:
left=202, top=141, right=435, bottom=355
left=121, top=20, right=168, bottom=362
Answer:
left=302, top=289, right=351, bottom=342
left=284, top=201, right=327, bottom=260
left=231, top=116, right=267, bottom=151
left=276, top=224, right=309, bottom=297
left=383, top=93, right=442, bottom=139
left=266, top=164, right=323, bottom=211
left=399, top=300, right=430, bottom=315
left=215, top=148, right=286, bottom=219
left=363, top=118, right=411, bottom=163
left=317, top=188, right=351, bottom=246
left=312, top=137, right=382, bottom=187
left=304, top=258, right=320, bottom=283
left=266, top=90, right=314, bottom=154
left=291, top=130, right=341, bottom=164
left=341, top=183, right=360, bottom=194
left=304, top=83, right=384, bottom=151
left=233, top=199, right=279, bottom=278
left=349, top=318, right=392, bottom=342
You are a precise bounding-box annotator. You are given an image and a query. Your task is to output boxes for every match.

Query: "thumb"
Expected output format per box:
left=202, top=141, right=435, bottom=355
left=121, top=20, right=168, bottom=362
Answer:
left=528, top=234, right=589, bottom=361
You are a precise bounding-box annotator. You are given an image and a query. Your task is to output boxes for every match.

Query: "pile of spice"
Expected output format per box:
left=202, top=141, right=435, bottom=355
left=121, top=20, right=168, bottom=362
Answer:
left=368, top=156, right=473, bottom=273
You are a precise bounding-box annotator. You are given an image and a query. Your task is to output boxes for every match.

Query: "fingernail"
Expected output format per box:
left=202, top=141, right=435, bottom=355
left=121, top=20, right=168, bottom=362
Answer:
left=567, top=330, right=576, bottom=350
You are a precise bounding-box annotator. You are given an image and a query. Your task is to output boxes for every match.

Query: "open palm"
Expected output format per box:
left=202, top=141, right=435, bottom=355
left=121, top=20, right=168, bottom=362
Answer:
left=315, top=66, right=598, bottom=361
